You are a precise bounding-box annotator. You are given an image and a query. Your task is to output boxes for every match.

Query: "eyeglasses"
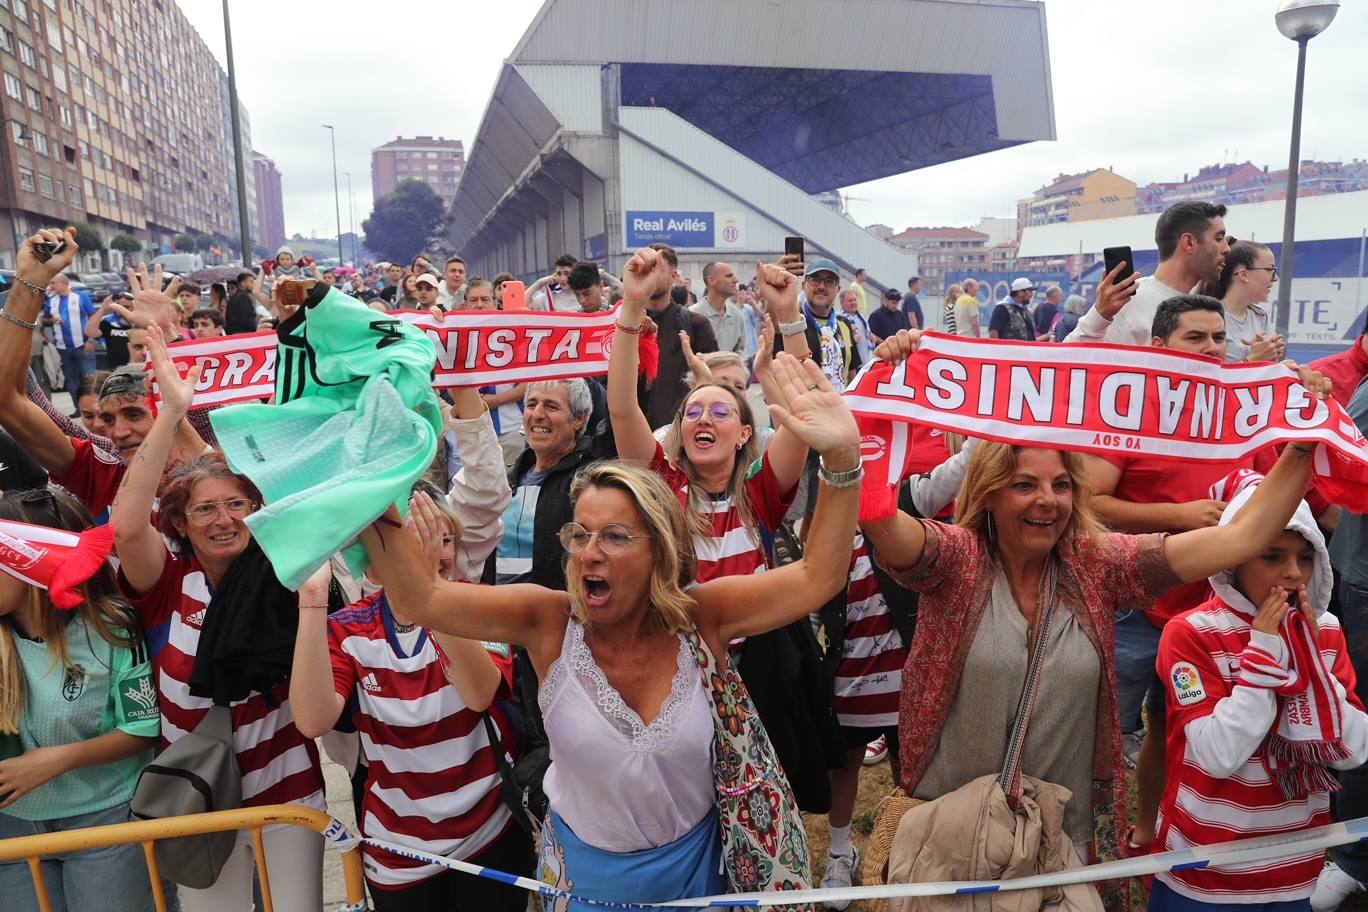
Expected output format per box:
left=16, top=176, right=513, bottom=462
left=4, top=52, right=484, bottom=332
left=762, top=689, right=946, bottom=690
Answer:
left=805, top=276, right=840, bottom=289
left=1245, top=266, right=1279, bottom=279
left=682, top=402, right=739, bottom=423
left=558, top=522, right=650, bottom=555
left=186, top=498, right=256, bottom=525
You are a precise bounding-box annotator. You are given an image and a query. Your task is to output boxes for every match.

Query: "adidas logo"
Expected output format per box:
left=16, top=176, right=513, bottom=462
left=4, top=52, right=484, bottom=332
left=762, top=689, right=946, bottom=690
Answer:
left=361, top=673, right=382, bottom=694
left=185, top=607, right=207, bottom=628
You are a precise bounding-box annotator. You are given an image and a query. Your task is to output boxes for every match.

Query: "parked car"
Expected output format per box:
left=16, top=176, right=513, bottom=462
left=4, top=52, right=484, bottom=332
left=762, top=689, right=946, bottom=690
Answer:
left=78, top=273, right=111, bottom=301
left=101, top=271, right=127, bottom=295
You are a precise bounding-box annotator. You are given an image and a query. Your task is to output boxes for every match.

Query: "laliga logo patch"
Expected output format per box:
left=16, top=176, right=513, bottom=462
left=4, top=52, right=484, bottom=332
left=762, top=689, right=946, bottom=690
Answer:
left=859, top=435, right=886, bottom=464
left=1171, top=661, right=1206, bottom=706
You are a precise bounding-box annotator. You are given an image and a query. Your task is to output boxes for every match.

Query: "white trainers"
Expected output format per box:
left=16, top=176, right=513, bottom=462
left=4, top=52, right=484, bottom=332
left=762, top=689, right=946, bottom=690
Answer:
left=1312, top=860, right=1365, bottom=912
left=820, top=847, right=860, bottom=910
left=863, top=734, right=889, bottom=766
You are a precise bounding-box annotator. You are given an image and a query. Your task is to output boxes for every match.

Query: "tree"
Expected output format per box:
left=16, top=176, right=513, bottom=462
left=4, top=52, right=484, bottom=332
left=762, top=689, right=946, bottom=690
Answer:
left=174, top=233, right=197, bottom=252
left=110, top=234, right=142, bottom=256
left=194, top=234, right=215, bottom=253
left=362, top=180, right=446, bottom=264
left=72, top=222, right=104, bottom=253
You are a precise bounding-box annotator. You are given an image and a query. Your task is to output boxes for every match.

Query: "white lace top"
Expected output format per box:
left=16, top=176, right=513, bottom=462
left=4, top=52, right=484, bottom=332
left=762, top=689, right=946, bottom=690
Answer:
left=539, top=619, right=716, bottom=852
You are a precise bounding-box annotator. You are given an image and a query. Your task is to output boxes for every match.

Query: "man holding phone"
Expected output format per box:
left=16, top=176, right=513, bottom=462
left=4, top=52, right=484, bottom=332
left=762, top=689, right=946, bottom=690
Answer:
left=1066, top=201, right=1229, bottom=346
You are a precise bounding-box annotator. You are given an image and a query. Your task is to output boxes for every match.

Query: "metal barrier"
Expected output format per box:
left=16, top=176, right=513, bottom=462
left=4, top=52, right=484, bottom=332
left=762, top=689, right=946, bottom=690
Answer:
left=0, top=804, right=368, bottom=912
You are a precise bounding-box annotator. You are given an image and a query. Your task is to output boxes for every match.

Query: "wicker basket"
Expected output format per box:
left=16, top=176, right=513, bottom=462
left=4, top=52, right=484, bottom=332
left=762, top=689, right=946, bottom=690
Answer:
left=861, top=788, right=924, bottom=912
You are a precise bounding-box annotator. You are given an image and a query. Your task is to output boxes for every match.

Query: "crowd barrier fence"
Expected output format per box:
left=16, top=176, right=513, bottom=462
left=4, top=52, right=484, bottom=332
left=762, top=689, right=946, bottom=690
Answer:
left=0, top=804, right=367, bottom=912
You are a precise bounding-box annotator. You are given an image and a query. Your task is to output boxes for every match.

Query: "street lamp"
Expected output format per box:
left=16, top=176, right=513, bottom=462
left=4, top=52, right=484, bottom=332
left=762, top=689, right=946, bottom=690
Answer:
left=343, top=171, right=356, bottom=266
left=322, top=124, right=343, bottom=267
left=1272, top=0, right=1339, bottom=340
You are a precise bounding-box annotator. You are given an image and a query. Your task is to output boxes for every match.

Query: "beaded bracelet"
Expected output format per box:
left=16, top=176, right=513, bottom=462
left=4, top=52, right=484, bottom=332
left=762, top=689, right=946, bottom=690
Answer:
left=614, top=320, right=642, bottom=335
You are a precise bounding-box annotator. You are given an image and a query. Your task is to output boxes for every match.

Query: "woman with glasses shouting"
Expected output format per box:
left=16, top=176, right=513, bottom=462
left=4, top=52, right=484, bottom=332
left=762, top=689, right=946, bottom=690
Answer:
left=109, top=324, right=329, bottom=911
left=359, top=260, right=863, bottom=906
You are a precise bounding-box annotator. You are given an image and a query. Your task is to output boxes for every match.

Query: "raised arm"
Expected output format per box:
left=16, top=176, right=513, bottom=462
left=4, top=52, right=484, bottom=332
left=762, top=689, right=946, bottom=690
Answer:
left=694, top=354, right=860, bottom=644
left=1064, top=262, right=1138, bottom=344
left=0, top=228, right=81, bottom=473
left=83, top=296, right=113, bottom=344
left=361, top=496, right=569, bottom=663
left=289, top=566, right=348, bottom=739
left=751, top=266, right=809, bottom=491
left=1163, top=442, right=1317, bottom=584
left=607, top=248, right=669, bottom=463
left=109, top=324, right=194, bottom=593
left=444, top=386, right=513, bottom=580
left=856, top=328, right=932, bottom=569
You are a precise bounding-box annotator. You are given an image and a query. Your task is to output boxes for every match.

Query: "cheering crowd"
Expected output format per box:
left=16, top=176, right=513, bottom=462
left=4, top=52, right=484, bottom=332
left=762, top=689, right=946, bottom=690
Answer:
left=1, top=197, right=1368, bottom=912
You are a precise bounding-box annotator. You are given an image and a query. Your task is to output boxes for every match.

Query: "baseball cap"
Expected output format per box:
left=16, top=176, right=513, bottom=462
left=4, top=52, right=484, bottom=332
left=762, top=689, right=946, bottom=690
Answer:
left=413, top=273, right=439, bottom=289
left=1011, top=277, right=1035, bottom=292
left=883, top=287, right=901, bottom=301
left=99, top=363, right=148, bottom=399
left=803, top=258, right=840, bottom=279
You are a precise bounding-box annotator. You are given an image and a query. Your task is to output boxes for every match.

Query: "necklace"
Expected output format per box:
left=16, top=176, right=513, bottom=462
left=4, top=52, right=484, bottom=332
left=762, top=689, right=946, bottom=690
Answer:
left=394, top=621, right=418, bottom=634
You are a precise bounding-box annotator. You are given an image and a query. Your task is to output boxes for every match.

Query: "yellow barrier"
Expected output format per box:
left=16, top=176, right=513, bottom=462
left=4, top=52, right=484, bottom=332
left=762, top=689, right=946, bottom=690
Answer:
left=0, top=804, right=368, bottom=912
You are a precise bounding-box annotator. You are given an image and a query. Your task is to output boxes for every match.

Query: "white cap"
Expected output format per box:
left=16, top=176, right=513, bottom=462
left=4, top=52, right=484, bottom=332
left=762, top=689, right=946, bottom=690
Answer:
left=1011, top=277, right=1035, bottom=292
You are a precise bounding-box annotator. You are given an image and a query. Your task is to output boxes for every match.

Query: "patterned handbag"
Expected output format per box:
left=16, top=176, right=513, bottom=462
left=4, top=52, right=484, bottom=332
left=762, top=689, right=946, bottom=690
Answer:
left=685, top=627, right=814, bottom=909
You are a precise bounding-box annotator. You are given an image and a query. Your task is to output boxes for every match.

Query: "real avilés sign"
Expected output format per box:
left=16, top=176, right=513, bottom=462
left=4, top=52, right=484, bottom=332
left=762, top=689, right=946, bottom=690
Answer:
left=625, top=211, right=747, bottom=249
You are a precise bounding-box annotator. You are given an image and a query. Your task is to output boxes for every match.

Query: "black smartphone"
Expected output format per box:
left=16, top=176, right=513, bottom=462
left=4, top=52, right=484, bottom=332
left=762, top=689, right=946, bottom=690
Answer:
left=784, top=235, right=805, bottom=263
left=1102, top=246, right=1134, bottom=283
left=32, top=240, right=65, bottom=262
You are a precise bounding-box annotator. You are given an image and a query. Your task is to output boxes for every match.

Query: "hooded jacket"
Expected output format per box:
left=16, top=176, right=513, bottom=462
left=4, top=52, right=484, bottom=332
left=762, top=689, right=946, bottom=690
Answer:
left=1154, top=486, right=1368, bottom=903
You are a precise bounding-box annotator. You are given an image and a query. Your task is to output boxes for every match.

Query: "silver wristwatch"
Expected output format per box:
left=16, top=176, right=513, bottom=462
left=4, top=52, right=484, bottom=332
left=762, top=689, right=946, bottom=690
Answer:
left=818, top=459, right=864, bottom=488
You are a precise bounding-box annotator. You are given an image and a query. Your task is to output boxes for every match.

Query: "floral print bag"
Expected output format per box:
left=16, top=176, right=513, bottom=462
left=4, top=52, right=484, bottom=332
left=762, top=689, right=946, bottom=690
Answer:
left=685, top=627, right=813, bottom=906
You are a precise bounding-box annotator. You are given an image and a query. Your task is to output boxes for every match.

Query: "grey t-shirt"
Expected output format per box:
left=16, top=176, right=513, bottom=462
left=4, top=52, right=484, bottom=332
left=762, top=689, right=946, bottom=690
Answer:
left=914, top=565, right=1101, bottom=846
left=1222, top=305, right=1273, bottom=363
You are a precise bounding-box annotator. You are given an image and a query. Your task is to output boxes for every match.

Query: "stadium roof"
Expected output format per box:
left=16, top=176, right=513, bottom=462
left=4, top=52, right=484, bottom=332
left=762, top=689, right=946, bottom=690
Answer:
left=451, top=0, right=1055, bottom=251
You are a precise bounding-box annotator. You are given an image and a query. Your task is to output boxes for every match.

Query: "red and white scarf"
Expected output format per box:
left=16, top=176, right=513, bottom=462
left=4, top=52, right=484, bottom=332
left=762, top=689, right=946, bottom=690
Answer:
left=0, top=519, right=114, bottom=609
left=844, top=333, right=1368, bottom=520
left=1237, top=606, right=1350, bottom=798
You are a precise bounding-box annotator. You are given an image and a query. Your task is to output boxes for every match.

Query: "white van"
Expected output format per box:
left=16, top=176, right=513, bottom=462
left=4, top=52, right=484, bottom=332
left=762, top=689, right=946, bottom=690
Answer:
left=150, top=253, right=205, bottom=274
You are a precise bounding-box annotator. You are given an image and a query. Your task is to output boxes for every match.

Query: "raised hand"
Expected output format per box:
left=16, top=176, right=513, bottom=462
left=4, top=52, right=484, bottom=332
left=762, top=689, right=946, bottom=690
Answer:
left=872, top=328, right=924, bottom=366
left=145, top=322, right=200, bottom=416
left=406, top=492, right=447, bottom=575
left=16, top=226, right=77, bottom=289
left=620, top=247, right=669, bottom=320
left=679, top=330, right=712, bottom=385
left=754, top=262, right=798, bottom=321
left=1293, top=364, right=1332, bottom=401
left=120, top=262, right=182, bottom=337
left=1094, top=261, right=1140, bottom=321
left=765, top=352, right=859, bottom=460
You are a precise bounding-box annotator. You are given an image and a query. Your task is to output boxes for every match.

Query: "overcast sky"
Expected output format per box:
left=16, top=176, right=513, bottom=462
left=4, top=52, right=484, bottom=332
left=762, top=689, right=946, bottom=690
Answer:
left=179, top=0, right=1366, bottom=240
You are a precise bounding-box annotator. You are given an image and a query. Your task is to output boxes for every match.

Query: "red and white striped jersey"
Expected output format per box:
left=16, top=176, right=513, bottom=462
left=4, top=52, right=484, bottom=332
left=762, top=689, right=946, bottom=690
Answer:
left=1155, top=598, right=1364, bottom=904
left=328, top=593, right=515, bottom=889
left=118, top=552, right=324, bottom=810
left=833, top=536, right=906, bottom=728
left=651, top=443, right=793, bottom=583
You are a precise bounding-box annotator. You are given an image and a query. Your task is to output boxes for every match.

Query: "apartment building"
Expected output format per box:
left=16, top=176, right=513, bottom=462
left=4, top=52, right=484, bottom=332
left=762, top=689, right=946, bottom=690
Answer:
left=371, top=136, right=465, bottom=207
left=0, top=0, right=248, bottom=267
left=886, top=226, right=989, bottom=297
left=253, top=150, right=285, bottom=253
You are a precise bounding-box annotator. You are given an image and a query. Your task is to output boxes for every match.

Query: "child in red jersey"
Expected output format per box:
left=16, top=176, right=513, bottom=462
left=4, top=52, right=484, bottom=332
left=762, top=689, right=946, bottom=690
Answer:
left=1153, top=474, right=1368, bottom=911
